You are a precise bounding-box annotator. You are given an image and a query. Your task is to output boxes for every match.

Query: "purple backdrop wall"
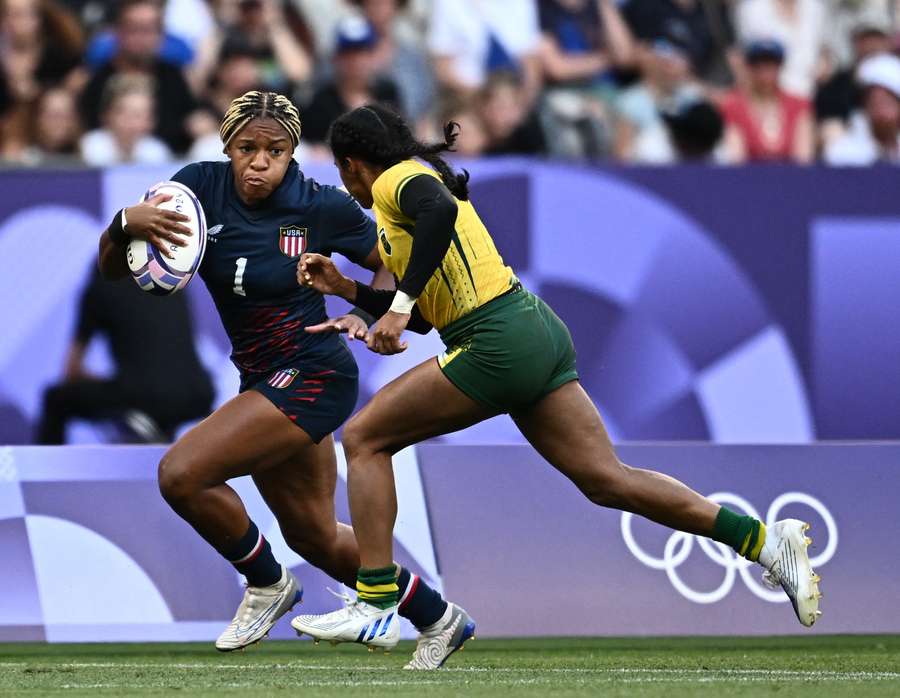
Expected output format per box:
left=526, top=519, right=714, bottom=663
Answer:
left=1, top=162, right=900, bottom=445
left=0, top=443, right=893, bottom=641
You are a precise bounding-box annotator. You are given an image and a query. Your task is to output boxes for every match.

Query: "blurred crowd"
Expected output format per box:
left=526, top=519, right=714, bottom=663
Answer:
left=2, top=0, right=900, bottom=167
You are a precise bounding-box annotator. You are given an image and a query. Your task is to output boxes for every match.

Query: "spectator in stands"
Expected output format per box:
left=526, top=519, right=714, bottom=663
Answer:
left=189, top=0, right=313, bottom=97
left=300, top=14, right=400, bottom=150
left=19, top=86, right=81, bottom=164
left=538, top=0, right=634, bottom=86
left=736, top=0, right=827, bottom=98
left=822, top=0, right=898, bottom=69
left=79, top=0, right=197, bottom=154
left=825, top=52, right=900, bottom=164
left=816, top=13, right=894, bottom=149
left=622, top=0, right=739, bottom=88
left=438, top=94, right=489, bottom=156
left=0, top=0, right=83, bottom=158
left=85, top=0, right=216, bottom=70
left=290, top=0, right=352, bottom=59
left=631, top=93, right=725, bottom=163
left=427, top=0, right=543, bottom=106
left=537, top=0, right=634, bottom=158
left=479, top=69, right=546, bottom=155
left=721, top=40, right=814, bottom=163
left=614, top=36, right=703, bottom=162
left=80, top=73, right=171, bottom=164
left=351, top=0, right=436, bottom=125
left=36, top=266, right=213, bottom=445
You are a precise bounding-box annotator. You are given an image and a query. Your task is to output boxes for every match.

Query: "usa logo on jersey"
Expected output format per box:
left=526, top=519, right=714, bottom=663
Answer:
left=279, top=226, right=307, bottom=257
left=267, top=368, right=299, bottom=388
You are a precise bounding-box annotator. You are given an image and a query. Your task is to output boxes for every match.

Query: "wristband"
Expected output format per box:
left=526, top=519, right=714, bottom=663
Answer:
left=389, top=290, right=416, bottom=315
left=108, top=208, right=129, bottom=246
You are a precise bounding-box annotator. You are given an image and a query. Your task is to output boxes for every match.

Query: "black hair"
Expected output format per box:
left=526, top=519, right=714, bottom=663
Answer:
left=328, top=103, right=469, bottom=200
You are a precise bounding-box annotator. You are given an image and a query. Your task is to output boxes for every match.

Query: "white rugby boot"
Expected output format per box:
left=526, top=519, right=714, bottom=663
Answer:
left=404, top=603, right=476, bottom=670
left=291, top=590, right=400, bottom=651
left=758, top=519, right=822, bottom=627
left=215, top=566, right=302, bottom=651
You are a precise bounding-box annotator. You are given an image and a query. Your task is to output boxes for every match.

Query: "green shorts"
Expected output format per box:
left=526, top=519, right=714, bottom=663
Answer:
left=437, top=284, right=579, bottom=413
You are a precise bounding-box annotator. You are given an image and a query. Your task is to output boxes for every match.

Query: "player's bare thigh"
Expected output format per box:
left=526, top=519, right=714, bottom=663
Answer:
left=159, top=390, right=319, bottom=493
left=512, top=381, right=624, bottom=498
left=342, top=358, right=497, bottom=458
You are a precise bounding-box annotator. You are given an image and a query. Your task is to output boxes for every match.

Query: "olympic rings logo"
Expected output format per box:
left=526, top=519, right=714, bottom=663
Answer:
left=620, top=492, right=838, bottom=604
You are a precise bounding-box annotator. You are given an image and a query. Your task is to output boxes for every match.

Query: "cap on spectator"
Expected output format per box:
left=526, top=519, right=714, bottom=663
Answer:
left=852, top=11, right=892, bottom=38
left=857, top=52, right=900, bottom=99
left=335, top=14, right=377, bottom=53
left=744, top=39, right=785, bottom=64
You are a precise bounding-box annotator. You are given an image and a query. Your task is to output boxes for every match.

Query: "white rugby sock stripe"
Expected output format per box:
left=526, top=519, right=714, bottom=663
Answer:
left=230, top=531, right=264, bottom=564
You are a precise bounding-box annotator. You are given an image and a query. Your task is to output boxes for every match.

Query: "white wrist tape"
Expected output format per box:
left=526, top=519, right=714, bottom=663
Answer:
left=121, top=208, right=129, bottom=229
left=389, top=290, right=416, bottom=314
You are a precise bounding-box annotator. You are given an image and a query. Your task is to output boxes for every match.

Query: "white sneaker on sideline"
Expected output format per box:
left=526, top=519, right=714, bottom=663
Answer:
left=759, top=519, right=822, bottom=627
left=404, top=603, right=476, bottom=670
left=291, top=591, right=400, bottom=650
left=215, top=566, right=302, bottom=651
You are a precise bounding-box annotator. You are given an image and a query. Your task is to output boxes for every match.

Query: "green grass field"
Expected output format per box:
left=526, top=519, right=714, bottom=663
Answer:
left=2, top=636, right=899, bottom=697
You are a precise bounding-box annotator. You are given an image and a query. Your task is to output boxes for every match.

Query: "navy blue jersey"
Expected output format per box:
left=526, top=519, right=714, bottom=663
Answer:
left=172, top=160, right=376, bottom=379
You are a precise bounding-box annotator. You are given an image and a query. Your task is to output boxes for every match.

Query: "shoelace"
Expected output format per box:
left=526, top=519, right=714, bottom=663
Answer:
left=325, top=587, right=367, bottom=618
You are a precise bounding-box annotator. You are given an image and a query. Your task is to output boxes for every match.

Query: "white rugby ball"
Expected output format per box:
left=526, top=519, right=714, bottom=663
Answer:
left=126, top=180, right=207, bottom=296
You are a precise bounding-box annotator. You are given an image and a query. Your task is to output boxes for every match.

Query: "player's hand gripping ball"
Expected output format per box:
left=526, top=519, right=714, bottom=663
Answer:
left=126, top=181, right=207, bottom=295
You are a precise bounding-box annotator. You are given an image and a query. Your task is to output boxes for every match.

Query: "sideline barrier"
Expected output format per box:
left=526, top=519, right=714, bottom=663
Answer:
left=2, top=164, right=900, bottom=445
left=1, top=442, right=896, bottom=641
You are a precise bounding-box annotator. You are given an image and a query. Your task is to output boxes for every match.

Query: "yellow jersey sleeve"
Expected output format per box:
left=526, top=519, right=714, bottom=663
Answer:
left=371, top=160, right=515, bottom=331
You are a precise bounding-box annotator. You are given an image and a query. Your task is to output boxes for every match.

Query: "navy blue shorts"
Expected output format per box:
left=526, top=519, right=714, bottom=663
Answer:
left=242, top=344, right=359, bottom=443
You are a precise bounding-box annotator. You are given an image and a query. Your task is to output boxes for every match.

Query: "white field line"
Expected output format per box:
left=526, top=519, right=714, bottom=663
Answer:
left=41, top=675, right=900, bottom=689
left=2, top=663, right=899, bottom=682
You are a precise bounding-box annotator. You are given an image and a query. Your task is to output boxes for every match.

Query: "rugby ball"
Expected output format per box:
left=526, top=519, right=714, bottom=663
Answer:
left=126, top=181, right=207, bottom=296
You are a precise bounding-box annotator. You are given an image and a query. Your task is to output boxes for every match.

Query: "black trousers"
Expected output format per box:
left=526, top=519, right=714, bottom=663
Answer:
left=36, top=378, right=212, bottom=444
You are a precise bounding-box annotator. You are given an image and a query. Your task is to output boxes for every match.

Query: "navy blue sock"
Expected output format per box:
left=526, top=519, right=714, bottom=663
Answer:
left=397, top=567, right=448, bottom=629
left=223, top=520, right=282, bottom=587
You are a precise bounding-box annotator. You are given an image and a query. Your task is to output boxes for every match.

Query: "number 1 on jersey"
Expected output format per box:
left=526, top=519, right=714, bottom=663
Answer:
left=233, top=257, right=247, bottom=296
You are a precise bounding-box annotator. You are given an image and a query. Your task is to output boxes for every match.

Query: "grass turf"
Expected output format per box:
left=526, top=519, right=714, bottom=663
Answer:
left=1, top=636, right=899, bottom=697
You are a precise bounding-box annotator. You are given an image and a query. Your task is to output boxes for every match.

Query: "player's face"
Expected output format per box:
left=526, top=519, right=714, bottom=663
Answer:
left=227, top=118, right=294, bottom=206
left=335, top=156, right=375, bottom=209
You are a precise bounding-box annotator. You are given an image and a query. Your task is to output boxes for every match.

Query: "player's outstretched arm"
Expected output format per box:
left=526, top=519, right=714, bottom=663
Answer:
left=298, top=253, right=433, bottom=335
left=98, top=193, right=193, bottom=280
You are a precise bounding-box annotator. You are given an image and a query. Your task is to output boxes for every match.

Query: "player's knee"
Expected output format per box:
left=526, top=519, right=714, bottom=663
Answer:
left=341, top=415, right=379, bottom=462
left=157, top=449, right=203, bottom=506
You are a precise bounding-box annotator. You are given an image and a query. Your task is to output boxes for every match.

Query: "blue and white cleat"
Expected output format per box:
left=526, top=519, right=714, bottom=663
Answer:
left=291, top=591, right=400, bottom=651
left=215, top=566, right=302, bottom=651
left=759, top=519, right=822, bottom=627
left=404, top=603, right=476, bottom=670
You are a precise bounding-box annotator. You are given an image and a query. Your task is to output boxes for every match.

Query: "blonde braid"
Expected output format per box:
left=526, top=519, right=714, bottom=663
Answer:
left=220, top=91, right=302, bottom=148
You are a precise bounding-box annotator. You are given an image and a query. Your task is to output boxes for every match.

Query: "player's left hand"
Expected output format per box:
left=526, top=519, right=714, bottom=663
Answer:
left=305, top=313, right=369, bottom=341
left=367, top=311, right=409, bottom=355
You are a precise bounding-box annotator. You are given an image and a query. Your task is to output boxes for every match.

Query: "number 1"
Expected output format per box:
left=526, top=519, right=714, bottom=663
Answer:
left=233, top=257, right=247, bottom=296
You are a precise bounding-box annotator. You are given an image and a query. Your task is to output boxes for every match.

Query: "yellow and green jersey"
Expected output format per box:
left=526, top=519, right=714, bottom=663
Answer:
left=370, top=159, right=515, bottom=331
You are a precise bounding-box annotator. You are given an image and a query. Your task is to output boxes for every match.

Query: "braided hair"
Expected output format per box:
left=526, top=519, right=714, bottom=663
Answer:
left=328, top=104, right=469, bottom=200
left=220, top=91, right=302, bottom=149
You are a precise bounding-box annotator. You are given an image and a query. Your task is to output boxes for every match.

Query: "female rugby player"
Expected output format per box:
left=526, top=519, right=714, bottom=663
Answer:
left=292, top=104, right=823, bottom=667
left=97, top=92, right=453, bottom=653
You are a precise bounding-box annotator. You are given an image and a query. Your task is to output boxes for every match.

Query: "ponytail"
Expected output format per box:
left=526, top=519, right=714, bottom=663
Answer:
left=328, top=104, right=470, bottom=200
